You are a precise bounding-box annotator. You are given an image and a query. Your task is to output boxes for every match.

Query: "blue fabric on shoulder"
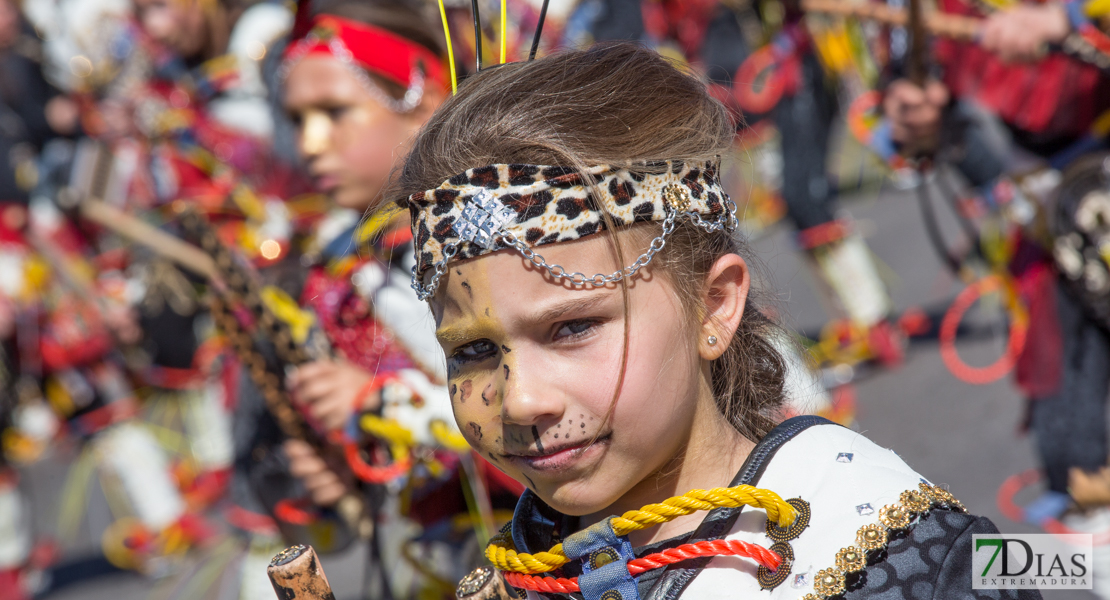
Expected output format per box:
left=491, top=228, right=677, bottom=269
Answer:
left=561, top=518, right=640, bottom=600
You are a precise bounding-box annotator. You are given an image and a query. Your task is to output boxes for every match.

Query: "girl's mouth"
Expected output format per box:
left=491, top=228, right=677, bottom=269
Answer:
left=505, top=434, right=610, bottom=472
left=314, top=174, right=340, bottom=193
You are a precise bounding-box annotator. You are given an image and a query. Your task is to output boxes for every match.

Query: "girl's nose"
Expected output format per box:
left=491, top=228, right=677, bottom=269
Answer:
left=299, top=110, right=332, bottom=158
left=498, top=353, right=564, bottom=428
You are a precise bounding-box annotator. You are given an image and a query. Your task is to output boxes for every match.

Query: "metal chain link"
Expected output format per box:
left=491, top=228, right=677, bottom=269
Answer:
left=499, top=208, right=677, bottom=289
left=413, top=197, right=738, bottom=301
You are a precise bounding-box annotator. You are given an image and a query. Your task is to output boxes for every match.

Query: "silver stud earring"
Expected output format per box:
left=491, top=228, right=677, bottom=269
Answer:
left=707, top=335, right=718, bottom=346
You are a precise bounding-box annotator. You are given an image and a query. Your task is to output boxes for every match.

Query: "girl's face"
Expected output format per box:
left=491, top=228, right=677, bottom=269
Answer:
left=133, top=0, right=208, bottom=59
left=283, top=55, right=438, bottom=211
left=433, top=233, right=735, bottom=517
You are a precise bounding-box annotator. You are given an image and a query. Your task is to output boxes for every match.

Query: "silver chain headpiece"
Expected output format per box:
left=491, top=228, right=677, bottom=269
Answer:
left=401, top=161, right=738, bottom=301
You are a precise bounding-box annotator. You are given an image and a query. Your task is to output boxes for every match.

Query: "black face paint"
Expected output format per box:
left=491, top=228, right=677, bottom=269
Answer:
left=468, top=422, right=483, bottom=441
left=485, top=307, right=490, bottom=316
left=506, top=429, right=528, bottom=446
left=456, top=269, right=463, bottom=275
left=459, top=380, right=473, bottom=403
left=481, top=384, right=494, bottom=406
left=461, top=280, right=473, bottom=297
left=487, top=451, right=501, bottom=464
left=523, top=473, right=537, bottom=490
left=501, top=345, right=512, bottom=353
left=503, top=364, right=510, bottom=380
left=450, top=384, right=457, bottom=400
left=532, top=425, right=544, bottom=453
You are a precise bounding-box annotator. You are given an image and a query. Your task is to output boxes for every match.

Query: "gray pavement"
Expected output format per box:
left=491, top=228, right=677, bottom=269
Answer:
left=25, top=177, right=1103, bottom=599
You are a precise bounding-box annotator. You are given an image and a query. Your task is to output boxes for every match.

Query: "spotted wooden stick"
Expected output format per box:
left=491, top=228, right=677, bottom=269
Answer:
left=456, top=566, right=519, bottom=600
left=268, top=545, right=336, bottom=600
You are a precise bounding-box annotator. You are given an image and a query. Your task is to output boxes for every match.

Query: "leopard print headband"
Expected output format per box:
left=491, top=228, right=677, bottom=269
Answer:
left=401, top=159, right=737, bottom=300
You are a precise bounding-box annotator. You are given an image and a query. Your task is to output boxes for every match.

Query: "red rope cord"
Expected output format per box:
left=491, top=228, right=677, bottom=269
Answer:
left=629, top=539, right=781, bottom=573
left=503, top=539, right=781, bottom=593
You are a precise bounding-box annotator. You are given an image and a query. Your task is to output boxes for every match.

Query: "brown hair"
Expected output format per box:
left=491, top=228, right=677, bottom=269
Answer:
left=312, top=0, right=446, bottom=100
left=391, top=42, right=787, bottom=441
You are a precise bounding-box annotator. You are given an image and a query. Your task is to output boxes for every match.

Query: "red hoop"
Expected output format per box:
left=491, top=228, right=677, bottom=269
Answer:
left=734, top=47, right=784, bottom=115
left=344, top=440, right=412, bottom=484
left=938, top=275, right=1028, bottom=385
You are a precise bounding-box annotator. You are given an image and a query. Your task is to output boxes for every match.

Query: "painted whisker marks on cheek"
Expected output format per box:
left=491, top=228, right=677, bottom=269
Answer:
left=460, top=280, right=473, bottom=297
left=485, top=307, right=490, bottom=316
left=503, top=364, right=510, bottom=380
left=481, top=383, right=495, bottom=406
left=506, top=429, right=528, bottom=446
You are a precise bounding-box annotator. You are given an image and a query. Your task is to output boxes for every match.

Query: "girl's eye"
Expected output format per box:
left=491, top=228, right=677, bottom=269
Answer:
left=451, top=340, right=498, bottom=363
left=326, top=106, right=351, bottom=121
left=554, top=319, right=598, bottom=341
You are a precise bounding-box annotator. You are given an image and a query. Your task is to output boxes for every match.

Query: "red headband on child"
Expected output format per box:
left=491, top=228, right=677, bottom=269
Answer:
left=282, top=15, right=447, bottom=91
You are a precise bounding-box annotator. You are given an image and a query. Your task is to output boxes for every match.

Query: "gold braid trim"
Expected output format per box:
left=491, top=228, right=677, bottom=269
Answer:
left=801, top=483, right=968, bottom=600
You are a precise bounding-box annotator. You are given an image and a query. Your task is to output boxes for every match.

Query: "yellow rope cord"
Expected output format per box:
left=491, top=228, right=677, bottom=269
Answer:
left=485, top=484, right=796, bottom=574
left=436, top=0, right=457, bottom=94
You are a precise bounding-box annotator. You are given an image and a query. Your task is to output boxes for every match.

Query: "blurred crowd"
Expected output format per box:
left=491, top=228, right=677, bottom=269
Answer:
left=0, top=0, right=1106, bottom=599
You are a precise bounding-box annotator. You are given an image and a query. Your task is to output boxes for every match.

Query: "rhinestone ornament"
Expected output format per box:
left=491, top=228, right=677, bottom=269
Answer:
left=878, top=504, right=912, bottom=529
left=456, top=566, right=494, bottom=597
left=662, top=183, right=692, bottom=212
left=835, top=546, right=867, bottom=572
left=856, top=523, right=887, bottom=551
left=900, top=490, right=930, bottom=513
left=813, top=567, right=846, bottom=597
left=454, top=190, right=517, bottom=249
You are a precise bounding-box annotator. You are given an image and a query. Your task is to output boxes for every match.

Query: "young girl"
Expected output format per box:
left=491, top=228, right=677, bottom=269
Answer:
left=274, top=1, right=522, bottom=593
left=277, top=0, right=453, bottom=509
left=391, top=43, right=1039, bottom=600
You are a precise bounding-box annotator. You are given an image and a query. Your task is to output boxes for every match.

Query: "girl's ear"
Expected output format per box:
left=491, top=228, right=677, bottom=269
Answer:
left=698, top=253, right=750, bottom=360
